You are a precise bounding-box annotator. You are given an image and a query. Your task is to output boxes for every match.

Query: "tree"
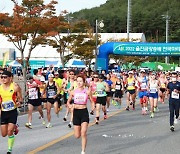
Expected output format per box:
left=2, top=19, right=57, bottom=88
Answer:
left=70, top=22, right=98, bottom=66
left=0, top=0, right=66, bottom=95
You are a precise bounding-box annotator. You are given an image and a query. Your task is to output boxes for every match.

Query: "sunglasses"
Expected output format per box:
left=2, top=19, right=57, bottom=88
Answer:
left=93, top=76, right=98, bottom=78
left=1, top=76, right=8, bottom=79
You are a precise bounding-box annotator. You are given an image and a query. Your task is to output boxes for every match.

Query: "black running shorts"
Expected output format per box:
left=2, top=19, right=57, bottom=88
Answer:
left=1, top=109, right=18, bottom=125
left=28, top=99, right=42, bottom=106
left=96, top=96, right=107, bottom=106
left=47, top=98, right=58, bottom=104
left=127, top=89, right=136, bottom=95
left=114, top=90, right=123, bottom=98
left=73, top=108, right=89, bottom=126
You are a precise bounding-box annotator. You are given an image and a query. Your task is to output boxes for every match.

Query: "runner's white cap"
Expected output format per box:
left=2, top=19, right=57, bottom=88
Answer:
left=140, top=70, right=145, bottom=73
left=128, top=71, right=133, bottom=74
left=48, top=74, right=54, bottom=78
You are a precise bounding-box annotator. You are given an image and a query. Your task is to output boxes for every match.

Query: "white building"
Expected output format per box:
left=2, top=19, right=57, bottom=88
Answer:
left=0, top=33, right=146, bottom=61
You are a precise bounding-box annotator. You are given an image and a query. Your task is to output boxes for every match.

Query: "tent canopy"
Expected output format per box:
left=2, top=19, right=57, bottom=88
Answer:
left=65, top=59, right=86, bottom=68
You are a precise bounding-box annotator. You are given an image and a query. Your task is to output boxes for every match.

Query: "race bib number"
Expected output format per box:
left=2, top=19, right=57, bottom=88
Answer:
left=172, top=91, right=179, bottom=99
left=2, top=101, right=15, bottom=111
left=47, top=90, right=56, bottom=98
left=97, top=90, right=104, bottom=95
left=74, top=93, right=86, bottom=103
left=115, top=85, right=121, bottom=90
left=150, top=88, right=157, bottom=93
left=29, top=88, right=38, bottom=99
left=141, top=83, right=147, bottom=89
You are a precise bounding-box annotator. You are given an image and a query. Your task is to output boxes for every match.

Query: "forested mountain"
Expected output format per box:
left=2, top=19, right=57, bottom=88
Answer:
left=72, top=0, right=180, bottom=42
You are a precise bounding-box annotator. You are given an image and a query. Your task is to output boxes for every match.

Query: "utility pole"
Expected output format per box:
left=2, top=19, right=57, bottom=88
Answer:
left=162, top=11, right=170, bottom=63
left=127, top=0, right=131, bottom=42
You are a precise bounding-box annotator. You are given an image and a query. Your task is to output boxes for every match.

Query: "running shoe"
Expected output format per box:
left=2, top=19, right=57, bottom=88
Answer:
left=170, top=125, right=175, bottom=132
left=112, top=99, right=117, bottom=106
left=14, top=124, right=19, bottom=135
left=130, top=102, right=133, bottom=105
left=68, top=122, right=72, bottom=128
left=59, top=106, right=63, bottom=111
left=46, top=123, right=52, bottom=128
left=42, top=119, right=46, bottom=125
left=104, top=115, right=107, bottom=119
left=7, top=152, right=11, bottom=154
left=25, top=123, right=32, bottom=129
left=141, top=109, right=145, bottom=115
left=90, top=110, right=94, bottom=115
left=150, top=112, right=154, bottom=118
left=126, top=106, right=129, bottom=111
left=174, top=118, right=178, bottom=124
left=81, top=151, right=85, bottom=154
left=107, top=108, right=109, bottom=112
left=63, top=117, right=67, bottom=121
left=95, top=118, right=99, bottom=124
left=154, top=107, right=159, bottom=112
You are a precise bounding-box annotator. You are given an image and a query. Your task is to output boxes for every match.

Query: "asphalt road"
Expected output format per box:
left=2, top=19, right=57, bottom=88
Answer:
left=0, top=97, right=180, bottom=154
left=36, top=102, right=180, bottom=154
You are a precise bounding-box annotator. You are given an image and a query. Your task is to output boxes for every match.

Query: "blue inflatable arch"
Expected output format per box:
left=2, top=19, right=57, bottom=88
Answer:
left=97, top=42, right=180, bottom=71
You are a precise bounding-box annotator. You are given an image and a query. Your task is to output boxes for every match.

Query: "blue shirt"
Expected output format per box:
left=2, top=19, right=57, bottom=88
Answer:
left=167, top=81, right=180, bottom=103
left=105, top=80, right=113, bottom=87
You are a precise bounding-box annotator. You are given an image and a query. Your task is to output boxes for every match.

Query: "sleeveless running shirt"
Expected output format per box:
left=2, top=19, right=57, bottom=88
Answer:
left=96, top=82, right=107, bottom=97
left=149, top=80, right=158, bottom=93
left=115, top=81, right=122, bottom=91
left=0, top=83, right=17, bottom=111
left=27, top=81, right=39, bottom=100
left=46, top=81, right=57, bottom=98
left=91, top=81, right=97, bottom=98
left=74, top=89, right=88, bottom=105
left=139, top=77, right=148, bottom=91
left=127, top=77, right=135, bottom=90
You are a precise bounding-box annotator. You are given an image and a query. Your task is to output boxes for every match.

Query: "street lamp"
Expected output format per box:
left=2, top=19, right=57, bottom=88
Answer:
left=162, top=11, right=170, bottom=64
left=95, top=19, right=104, bottom=71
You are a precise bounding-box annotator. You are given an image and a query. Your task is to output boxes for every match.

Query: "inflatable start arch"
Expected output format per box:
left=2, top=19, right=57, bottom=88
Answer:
left=97, top=42, right=180, bottom=71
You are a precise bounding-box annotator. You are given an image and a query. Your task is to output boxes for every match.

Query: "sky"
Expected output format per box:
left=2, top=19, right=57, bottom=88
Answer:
left=0, top=0, right=107, bottom=14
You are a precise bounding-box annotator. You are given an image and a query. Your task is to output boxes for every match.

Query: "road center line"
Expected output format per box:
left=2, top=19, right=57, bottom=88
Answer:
left=28, top=108, right=125, bottom=154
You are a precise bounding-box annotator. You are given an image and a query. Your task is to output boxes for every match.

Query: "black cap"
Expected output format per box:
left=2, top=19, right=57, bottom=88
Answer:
left=2, top=70, right=12, bottom=77
left=99, top=74, right=104, bottom=79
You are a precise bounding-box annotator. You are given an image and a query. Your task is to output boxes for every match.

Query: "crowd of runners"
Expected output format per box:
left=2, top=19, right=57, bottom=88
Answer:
left=0, top=66, right=180, bottom=154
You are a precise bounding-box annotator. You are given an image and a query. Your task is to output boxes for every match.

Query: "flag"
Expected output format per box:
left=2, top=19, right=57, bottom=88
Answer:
left=2, top=51, right=9, bottom=68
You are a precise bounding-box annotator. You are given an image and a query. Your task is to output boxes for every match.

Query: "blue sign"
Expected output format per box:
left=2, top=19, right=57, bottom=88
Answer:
left=113, top=43, right=180, bottom=56
left=97, top=42, right=180, bottom=72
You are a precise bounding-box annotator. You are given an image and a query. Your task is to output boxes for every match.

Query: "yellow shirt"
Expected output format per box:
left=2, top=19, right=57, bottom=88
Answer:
left=54, top=78, right=63, bottom=94
left=127, top=77, right=135, bottom=90
left=0, top=83, right=17, bottom=111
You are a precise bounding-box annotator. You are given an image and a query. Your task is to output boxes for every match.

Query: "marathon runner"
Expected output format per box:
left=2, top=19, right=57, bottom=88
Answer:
left=0, top=70, right=22, bottom=154
left=44, top=74, right=60, bottom=128
left=89, top=73, right=98, bottom=115
left=25, top=76, right=45, bottom=129
left=63, top=70, right=77, bottom=128
left=95, top=74, right=109, bottom=124
left=105, top=74, right=113, bottom=112
left=167, top=71, right=180, bottom=132
left=159, top=73, right=168, bottom=104
left=137, top=70, right=149, bottom=115
left=148, top=73, right=160, bottom=118
left=113, top=76, right=124, bottom=108
left=126, top=71, right=136, bottom=110
left=67, top=74, right=93, bottom=154
left=53, top=71, right=63, bottom=111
